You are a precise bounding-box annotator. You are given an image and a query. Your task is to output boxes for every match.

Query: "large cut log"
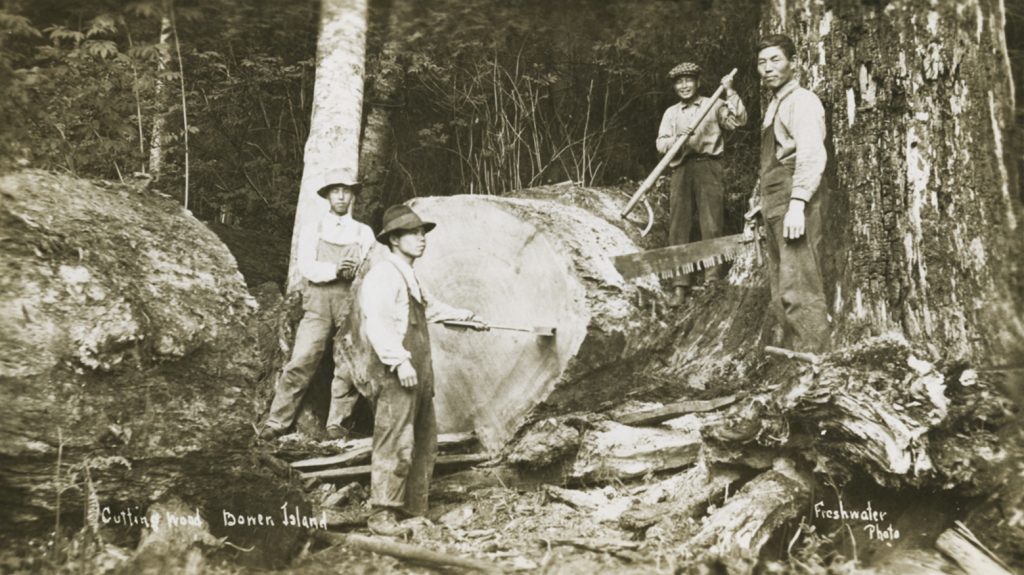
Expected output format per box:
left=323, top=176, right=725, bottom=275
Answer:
left=407, top=193, right=671, bottom=450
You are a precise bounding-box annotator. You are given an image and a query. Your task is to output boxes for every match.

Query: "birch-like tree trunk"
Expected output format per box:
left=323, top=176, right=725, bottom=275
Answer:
left=287, top=0, right=369, bottom=291
left=147, top=13, right=171, bottom=179
left=762, top=0, right=1021, bottom=363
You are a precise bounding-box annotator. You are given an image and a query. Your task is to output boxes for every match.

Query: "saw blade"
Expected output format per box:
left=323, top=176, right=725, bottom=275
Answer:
left=613, top=234, right=748, bottom=280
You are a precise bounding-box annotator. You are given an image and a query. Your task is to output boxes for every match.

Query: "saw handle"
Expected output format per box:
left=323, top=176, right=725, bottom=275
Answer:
left=442, top=320, right=492, bottom=331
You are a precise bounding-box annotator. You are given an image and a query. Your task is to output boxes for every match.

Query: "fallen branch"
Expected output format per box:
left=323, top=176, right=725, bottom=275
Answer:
left=550, top=537, right=639, bottom=551
left=616, top=395, right=737, bottom=426
left=936, top=522, right=1013, bottom=575
left=549, top=536, right=642, bottom=561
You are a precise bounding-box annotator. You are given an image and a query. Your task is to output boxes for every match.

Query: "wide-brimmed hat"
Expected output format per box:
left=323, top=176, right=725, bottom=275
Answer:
left=316, top=179, right=362, bottom=199
left=376, top=204, right=436, bottom=244
left=668, top=62, right=702, bottom=80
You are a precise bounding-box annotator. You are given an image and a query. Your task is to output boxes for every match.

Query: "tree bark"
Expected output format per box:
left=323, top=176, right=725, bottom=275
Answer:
left=355, top=0, right=412, bottom=227
left=287, top=0, right=369, bottom=291
left=147, top=13, right=171, bottom=179
left=762, top=0, right=1022, bottom=362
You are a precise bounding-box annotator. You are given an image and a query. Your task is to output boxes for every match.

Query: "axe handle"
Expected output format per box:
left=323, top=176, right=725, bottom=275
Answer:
left=621, top=68, right=738, bottom=220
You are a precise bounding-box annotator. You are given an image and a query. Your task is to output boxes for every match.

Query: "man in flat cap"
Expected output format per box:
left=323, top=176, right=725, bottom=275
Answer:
left=351, top=204, right=477, bottom=536
left=260, top=175, right=379, bottom=441
left=657, top=61, right=747, bottom=305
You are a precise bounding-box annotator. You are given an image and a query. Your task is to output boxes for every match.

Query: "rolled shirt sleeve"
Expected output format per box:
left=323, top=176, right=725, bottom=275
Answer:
left=782, top=90, right=827, bottom=202
left=717, top=90, right=747, bottom=131
left=359, top=264, right=412, bottom=369
left=422, top=286, right=473, bottom=323
left=297, top=220, right=339, bottom=284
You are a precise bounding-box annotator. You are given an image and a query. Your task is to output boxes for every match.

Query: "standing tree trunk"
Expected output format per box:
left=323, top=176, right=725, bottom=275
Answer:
left=287, top=0, right=369, bottom=291
left=356, top=0, right=412, bottom=227
left=148, top=12, right=171, bottom=179
left=762, top=0, right=1022, bottom=363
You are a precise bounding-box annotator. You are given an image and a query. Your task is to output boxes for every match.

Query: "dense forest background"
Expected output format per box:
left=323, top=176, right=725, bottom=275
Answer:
left=1, top=0, right=1020, bottom=284
left=0, top=0, right=775, bottom=238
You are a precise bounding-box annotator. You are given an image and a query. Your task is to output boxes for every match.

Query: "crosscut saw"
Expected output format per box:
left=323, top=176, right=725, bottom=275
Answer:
left=610, top=225, right=765, bottom=280
left=613, top=232, right=759, bottom=281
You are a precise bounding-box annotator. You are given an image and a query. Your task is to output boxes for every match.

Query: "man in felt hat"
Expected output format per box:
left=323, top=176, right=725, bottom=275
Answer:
left=259, top=174, right=380, bottom=441
left=747, top=34, right=830, bottom=353
left=352, top=204, right=477, bottom=536
left=657, top=61, right=747, bottom=306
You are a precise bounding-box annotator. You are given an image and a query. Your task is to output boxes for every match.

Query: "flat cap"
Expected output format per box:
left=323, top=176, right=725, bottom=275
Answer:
left=668, top=62, right=702, bottom=79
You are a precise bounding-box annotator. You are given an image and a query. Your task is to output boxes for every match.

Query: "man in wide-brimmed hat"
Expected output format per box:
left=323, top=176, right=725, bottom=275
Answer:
left=260, top=173, right=379, bottom=442
left=352, top=204, right=477, bottom=536
left=657, top=61, right=747, bottom=305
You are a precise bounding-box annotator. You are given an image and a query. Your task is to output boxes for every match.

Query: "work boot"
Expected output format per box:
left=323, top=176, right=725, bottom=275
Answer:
left=367, top=508, right=411, bottom=537
left=324, top=425, right=349, bottom=441
left=258, top=425, right=287, bottom=441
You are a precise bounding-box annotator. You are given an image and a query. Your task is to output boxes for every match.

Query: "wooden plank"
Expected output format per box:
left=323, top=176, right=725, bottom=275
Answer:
left=291, top=446, right=371, bottom=469
left=616, top=394, right=737, bottom=426
left=299, top=453, right=491, bottom=481
left=290, top=431, right=477, bottom=469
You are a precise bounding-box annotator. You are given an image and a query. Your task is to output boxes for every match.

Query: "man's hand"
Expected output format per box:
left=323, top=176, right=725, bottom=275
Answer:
left=397, top=360, right=418, bottom=389
left=337, top=258, right=358, bottom=281
left=783, top=199, right=806, bottom=240
left=721, top=74, right=735, bottom=92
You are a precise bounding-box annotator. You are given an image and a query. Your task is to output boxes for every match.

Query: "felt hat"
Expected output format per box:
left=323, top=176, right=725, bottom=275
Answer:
left=316, top=179, right=362, bottom=199
left=376, top=204, right=436, bottom=244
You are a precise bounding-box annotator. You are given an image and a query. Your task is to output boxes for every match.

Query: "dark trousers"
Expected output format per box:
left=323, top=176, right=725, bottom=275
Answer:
left=668, top=158, right=725, bottom=287
left=762, top=200, right=831, bottom=353
left=368, top=376, right=437, bottom=516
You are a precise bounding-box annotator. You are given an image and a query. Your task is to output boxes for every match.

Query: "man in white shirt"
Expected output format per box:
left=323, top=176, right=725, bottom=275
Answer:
left=352, top=204, right=476, bottom=536
left=749, top=34, right=830, bottom=353
left=260, top=177, right=379, bottom=441
left=657, top=61, right=747, bottom=305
